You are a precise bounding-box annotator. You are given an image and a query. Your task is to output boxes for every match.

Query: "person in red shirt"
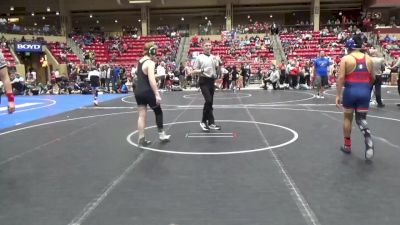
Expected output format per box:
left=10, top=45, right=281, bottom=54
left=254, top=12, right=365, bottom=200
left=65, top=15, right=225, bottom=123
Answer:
left=191, top=36, right=199, bottom=47
left=288, top=61, right=299, bottom=89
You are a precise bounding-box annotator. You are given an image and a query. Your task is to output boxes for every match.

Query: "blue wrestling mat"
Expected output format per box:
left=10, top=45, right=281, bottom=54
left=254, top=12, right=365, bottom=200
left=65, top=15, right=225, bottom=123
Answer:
left=0, top=94, right=128, bottom=130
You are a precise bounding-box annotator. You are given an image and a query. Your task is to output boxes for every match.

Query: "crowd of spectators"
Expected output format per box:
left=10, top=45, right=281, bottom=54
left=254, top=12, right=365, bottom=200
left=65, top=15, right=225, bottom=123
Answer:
left=0, top=18, right=61, bottom=36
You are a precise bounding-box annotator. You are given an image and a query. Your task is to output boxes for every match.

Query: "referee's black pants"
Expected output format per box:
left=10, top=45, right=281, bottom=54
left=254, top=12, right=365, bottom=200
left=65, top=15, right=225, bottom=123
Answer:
left=374, top=75, right=383, bottom=106
left=199, top=76, right=215, bottom=125
left=398, top=73, right=400, bottom=96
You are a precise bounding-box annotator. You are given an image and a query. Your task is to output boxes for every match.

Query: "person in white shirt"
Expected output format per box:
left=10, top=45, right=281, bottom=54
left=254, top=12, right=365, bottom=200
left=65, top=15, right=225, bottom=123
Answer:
left=156, top=61, right=166, bottom=76
left=220, top=65, right=229, bottom=89
left=263, top=65, right=280, bottom=90
left=29, top=68, right=37, bottom=80
left=191, top=41, right=221, bottom=132
left=156, top=62, right=167, bottom=89
left=184, top=62, right=193, bottom=88
left=100, top=66, right=107, bottom=88
left=54, top=69, right=61, bottom=83
left=10, top=73, right=24, bottom=94
left=88, top=67, right=101, bottom=106
left=131, top=65, right=137, bottom=78
left=369, top=49, right=386, bottom=107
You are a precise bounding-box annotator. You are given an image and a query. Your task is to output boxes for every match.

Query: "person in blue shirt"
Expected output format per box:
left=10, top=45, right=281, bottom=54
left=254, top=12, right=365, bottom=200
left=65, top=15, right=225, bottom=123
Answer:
left=112, top=65, right=120, bottom=93
left=313, top=51, right=332, bottom=98
left=120, top=83, right=128, bottom=93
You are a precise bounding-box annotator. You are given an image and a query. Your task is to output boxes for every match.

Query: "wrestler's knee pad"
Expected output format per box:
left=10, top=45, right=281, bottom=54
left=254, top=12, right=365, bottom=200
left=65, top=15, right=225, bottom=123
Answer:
left=355, top=112, right=369, bottom=134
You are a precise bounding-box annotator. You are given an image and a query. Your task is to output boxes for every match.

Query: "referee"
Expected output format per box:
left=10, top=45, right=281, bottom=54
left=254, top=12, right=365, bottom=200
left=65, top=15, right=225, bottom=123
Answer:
left=191, top=41, right=221, bottom=132
left=369, top=49, right=385, bottom=107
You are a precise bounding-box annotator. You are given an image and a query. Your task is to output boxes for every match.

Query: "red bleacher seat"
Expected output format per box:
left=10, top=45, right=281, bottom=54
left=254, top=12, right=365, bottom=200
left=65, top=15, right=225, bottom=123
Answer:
left=76, top=34, right=177, bottom=65
left=1, top=47, right=16, bottom=66
left=48, top=42, right=81, bottom=64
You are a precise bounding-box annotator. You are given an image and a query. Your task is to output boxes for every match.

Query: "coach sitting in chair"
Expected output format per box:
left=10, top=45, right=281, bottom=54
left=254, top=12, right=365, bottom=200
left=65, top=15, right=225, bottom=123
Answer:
left=10, top=73, right=25, bottom=95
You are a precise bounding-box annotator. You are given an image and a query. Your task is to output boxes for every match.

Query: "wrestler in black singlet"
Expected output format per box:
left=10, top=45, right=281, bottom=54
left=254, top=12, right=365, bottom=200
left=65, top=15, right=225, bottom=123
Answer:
left=134, top=59, right=157, bottom=108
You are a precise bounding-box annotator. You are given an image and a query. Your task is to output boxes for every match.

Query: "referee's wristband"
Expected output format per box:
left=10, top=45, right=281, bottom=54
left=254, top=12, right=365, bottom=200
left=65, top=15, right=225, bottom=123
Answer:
left=6, top=93, right=14, bottom=102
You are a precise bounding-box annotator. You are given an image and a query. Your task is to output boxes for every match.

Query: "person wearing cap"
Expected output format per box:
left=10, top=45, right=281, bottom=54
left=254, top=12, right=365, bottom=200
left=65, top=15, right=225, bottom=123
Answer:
left=336, top=35, right=375, bottom=160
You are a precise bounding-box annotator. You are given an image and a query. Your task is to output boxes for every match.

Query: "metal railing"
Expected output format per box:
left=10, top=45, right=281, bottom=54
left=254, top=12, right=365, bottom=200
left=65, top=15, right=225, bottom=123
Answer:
left=66, top=37, right=84, bottom=62
left=8, top=44, right=21, bottom=64
left=270, top=34, right=287, bottom=64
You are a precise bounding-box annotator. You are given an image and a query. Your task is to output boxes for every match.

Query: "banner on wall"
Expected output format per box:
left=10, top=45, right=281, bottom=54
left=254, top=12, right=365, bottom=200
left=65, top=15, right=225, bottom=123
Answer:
left=15, top=42, right=43, bottom=52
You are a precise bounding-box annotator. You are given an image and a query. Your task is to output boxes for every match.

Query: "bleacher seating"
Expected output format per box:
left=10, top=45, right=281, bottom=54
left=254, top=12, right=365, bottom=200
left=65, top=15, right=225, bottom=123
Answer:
left=1, top=47, right=16, bottom=66
left=189, top=39, right=275, bottom=73
left=76, top=35, right=177, bottom=66
left=280, top=31, right=346, bottom=60
left=47, top=42, right=81, bottom=64
left=380, top=40, right=400, bottom=58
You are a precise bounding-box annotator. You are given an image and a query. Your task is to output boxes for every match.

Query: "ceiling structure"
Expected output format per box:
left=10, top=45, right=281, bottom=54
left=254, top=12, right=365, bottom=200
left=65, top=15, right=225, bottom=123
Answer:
left=5, top=0, right=396, bottom=30
left=0, top=0, right=367, bottom=16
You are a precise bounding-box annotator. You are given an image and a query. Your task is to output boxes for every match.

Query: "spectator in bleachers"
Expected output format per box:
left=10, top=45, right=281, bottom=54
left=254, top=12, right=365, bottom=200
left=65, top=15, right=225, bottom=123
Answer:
left=321, top=27, right=329, bottom=36
left=271, top=22, right=279, bottom=35
left=383, top=35, right=391, bottom=42
left=83, top=50, right=90, bottom=64
left=60, top=50, right=67, bottom=63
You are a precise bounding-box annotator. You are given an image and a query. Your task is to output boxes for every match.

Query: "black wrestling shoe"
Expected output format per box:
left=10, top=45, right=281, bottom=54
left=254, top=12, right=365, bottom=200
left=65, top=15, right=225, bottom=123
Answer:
left=377, top=104, right=385, bottom=108
left=138, top=137, right=151, bottom=146
left=340, top=146, right=351, bottom=154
